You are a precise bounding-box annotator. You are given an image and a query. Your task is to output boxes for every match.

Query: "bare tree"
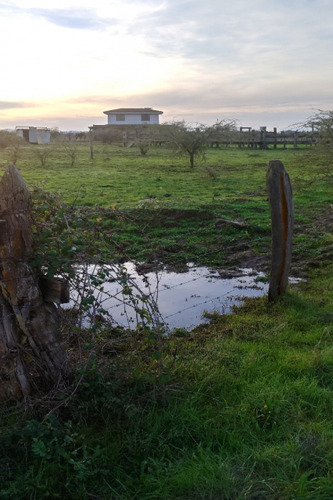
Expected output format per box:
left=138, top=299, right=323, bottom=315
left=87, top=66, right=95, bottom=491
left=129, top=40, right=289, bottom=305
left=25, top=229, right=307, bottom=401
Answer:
left=161, top=121, right=210, bottom=168
left=49, top=127, right=63, bottom=141
left=162, top=120, right=237, bottom=168
left=207, top=120, right=238, bottom=147
left=303, top=110, right=333, bottom=147
left=300, top=110, right=333, bottom=176
left=5, top=137, right=24, bottom=164
left=133, top=126, right=151, bottom=155
left=60, top=140, right=79, bottom=167
left=0, top=130, right=21, bottom=151
left=31, top=146, right=54, bottom=167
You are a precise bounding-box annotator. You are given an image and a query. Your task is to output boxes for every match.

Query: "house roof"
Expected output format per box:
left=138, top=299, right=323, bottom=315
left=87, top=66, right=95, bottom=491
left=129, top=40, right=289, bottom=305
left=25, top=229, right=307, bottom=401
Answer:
left=103, top=107, right=163, bottom=115
left=16, top=126, right=50, bottom=130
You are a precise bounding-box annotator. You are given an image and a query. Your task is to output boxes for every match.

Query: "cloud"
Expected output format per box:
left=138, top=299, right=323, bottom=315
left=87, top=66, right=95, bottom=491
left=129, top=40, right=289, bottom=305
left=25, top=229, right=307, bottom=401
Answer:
left=30, top=8, right=113, bottom=30
left=65, top=96, right=113, bottom=105
left=1, top=0, right=333, bottom=132
left=0, top=2, right=13, bottom=11
left=0, top=3, right=114, bottom=31
left=0, top=101, right=30, bottom=110
left=132, top=0, right=333, bottom=70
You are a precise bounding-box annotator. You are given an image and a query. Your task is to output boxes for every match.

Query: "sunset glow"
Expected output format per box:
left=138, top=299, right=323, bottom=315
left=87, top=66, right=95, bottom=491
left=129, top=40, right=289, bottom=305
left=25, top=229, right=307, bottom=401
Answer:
left=1, top=0, right=333, bottom=130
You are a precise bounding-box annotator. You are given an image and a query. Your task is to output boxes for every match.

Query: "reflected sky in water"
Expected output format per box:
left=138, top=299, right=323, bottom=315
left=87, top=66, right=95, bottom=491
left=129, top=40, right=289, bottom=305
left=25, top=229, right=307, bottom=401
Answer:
left=67, top=263, right=269, bottom=331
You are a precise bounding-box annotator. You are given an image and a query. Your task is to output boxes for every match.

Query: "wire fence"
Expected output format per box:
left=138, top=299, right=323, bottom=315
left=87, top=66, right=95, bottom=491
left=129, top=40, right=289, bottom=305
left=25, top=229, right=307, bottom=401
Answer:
left=0, top=164, right=271, bottom=344
left=0, top=204, right=269, bottom=335
left=61, top=261, right=268, bottom=333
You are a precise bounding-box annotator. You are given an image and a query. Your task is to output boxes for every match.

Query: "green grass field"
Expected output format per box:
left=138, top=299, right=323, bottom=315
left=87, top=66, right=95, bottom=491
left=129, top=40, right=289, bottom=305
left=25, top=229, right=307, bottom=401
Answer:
left=0, top=142, right=332, bottom=499
left=2, top=142, right=331, bottom=272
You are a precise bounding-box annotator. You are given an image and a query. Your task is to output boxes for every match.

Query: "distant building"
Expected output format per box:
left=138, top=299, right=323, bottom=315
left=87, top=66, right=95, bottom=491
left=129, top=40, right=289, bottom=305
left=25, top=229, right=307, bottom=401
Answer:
left=16, top=126, right=50, bottom=144
left=103, top=108, right=163, bottom=126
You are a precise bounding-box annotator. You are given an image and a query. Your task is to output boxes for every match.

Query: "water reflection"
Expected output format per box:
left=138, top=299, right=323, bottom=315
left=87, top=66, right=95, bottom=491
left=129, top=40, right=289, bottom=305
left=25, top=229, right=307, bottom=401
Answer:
left=158, top=266, right=268, bottom=329
left=66, top=263, right=269, bottom=331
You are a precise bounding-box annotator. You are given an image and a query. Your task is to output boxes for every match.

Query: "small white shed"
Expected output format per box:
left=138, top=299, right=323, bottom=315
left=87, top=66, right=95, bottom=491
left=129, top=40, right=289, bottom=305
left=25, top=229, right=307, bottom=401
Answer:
left=16, top=126, right=51, bottom=144
left=103, top=108, right=163, bottom=125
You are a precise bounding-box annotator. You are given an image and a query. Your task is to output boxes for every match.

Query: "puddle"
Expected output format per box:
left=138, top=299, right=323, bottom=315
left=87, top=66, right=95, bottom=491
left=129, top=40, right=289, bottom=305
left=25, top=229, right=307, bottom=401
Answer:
left=65, top=263, right=270, bottom=331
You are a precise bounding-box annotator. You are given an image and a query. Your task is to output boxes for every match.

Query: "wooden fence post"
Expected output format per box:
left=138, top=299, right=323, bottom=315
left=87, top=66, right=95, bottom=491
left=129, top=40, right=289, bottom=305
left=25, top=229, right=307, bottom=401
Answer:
left=89, top=127, right=94, bottom=160
left=0, top=165, right=70, bottom=400
left=266, top=160, right=294, bottom=301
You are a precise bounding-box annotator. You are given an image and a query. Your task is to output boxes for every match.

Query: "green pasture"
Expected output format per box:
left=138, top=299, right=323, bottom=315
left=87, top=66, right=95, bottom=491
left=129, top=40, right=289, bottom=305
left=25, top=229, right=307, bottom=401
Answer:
left=1, top=142, right=331, bottom=271
left=3, top=143, right=316, bottom=210
left=0, top=142, right=332, bottom=499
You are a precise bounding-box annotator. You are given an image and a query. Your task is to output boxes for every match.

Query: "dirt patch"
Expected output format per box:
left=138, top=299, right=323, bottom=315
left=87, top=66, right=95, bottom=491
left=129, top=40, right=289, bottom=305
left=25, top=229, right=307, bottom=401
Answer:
left=104, top=203, right=332, bottom=279
left=225, top=249, right=270, bottom=273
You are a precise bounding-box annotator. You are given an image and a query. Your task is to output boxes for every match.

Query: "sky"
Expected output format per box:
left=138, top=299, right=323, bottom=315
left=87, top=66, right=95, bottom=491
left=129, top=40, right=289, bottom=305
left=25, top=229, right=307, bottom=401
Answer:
left=1, top=0, right=333, bottom=131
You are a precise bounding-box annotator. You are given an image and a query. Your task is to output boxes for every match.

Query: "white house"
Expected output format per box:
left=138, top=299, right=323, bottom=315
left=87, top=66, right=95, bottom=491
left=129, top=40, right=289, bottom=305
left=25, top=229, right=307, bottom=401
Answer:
left=16, top=126, right=51, bottom=144
left=103, top=108, right=163, bottom=125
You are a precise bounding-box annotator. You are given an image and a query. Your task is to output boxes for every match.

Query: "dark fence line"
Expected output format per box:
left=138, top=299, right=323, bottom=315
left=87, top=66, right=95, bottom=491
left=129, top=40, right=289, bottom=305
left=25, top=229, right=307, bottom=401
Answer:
left=231, top=128, right=316, bottom=150
left=91, top=124, right=318, bottom=149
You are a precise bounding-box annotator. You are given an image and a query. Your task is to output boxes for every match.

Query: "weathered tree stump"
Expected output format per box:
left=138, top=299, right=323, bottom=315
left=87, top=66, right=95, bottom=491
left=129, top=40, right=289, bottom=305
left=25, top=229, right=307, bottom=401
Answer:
left=0, top=165, right=70, bottom=400
left=266, top=160, right=294, bottom=301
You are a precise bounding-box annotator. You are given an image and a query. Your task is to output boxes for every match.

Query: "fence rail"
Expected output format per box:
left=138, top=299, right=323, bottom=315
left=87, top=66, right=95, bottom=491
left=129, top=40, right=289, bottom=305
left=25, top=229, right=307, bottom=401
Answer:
left=91, top=124, right=318, bottom=149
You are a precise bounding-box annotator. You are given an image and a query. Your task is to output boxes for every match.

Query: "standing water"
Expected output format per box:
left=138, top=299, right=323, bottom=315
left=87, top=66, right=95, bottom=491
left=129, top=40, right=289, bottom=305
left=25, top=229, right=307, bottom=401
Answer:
left=66, top=263, right=269, bottom=331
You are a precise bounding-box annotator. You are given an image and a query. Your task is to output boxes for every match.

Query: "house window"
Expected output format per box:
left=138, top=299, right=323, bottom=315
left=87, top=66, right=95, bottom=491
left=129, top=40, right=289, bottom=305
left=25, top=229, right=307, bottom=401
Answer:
left=116, top=114, right=125, bottom=121
left=141, top=114, right=150, bottom=122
